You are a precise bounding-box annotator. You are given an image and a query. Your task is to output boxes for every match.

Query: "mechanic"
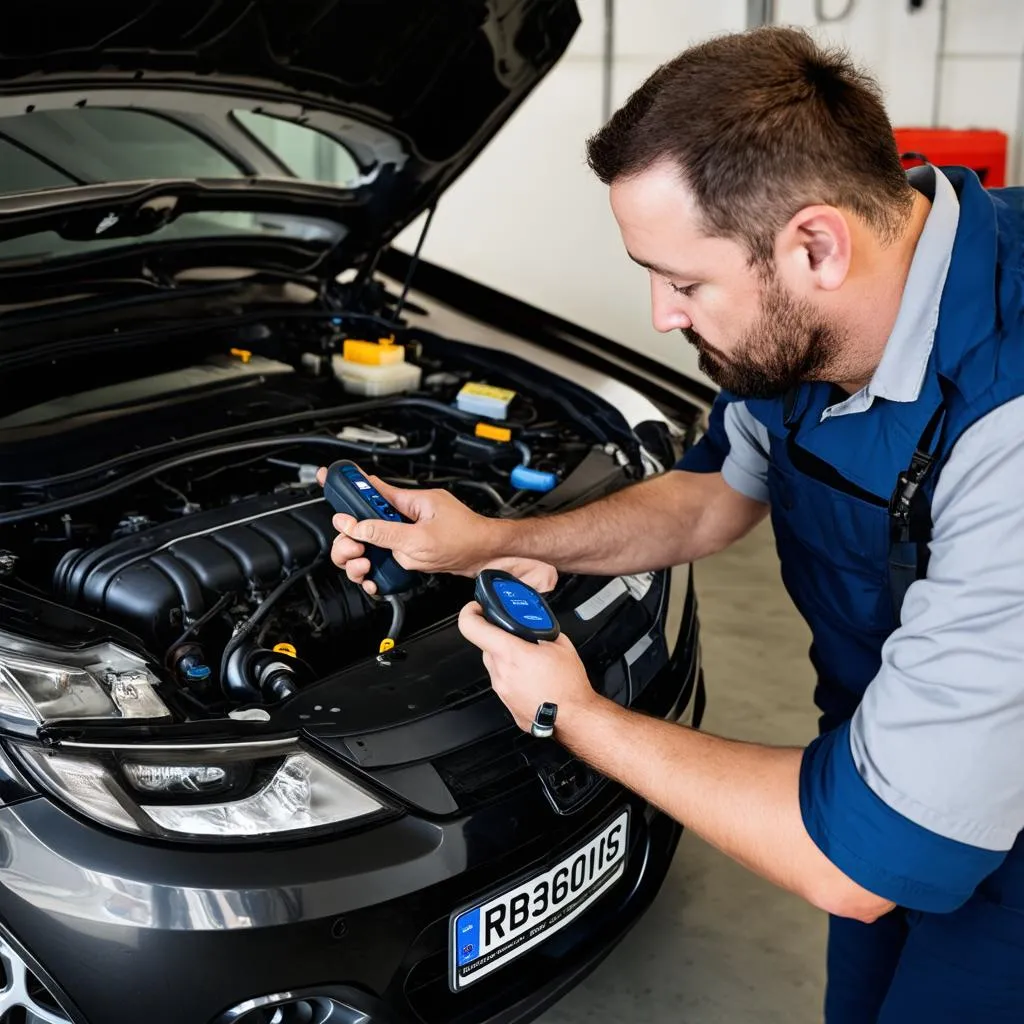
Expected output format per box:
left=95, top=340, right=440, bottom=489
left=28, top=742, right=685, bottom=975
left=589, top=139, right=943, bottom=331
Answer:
left=322, top=26, right=1024, bottom=1023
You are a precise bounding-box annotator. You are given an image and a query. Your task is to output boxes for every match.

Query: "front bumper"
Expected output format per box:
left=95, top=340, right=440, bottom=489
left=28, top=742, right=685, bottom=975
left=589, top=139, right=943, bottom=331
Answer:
left=0, top=583, right=703, bottom=1024
left=0, top=777, right=690, bottom=1024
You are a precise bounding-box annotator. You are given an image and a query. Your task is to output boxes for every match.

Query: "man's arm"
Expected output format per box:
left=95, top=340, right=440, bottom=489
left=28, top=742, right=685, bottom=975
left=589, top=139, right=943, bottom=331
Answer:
left=460, top=394, right=1024, bottom=922
left=323, top=393, right=769, bottom=588
left=490, top=468, right=766, bottom=574
left=506, top=396, right=772, bottom=572
left=564, top=700, right=895, bottom=920
left=458, top=605, right=894, bottom=922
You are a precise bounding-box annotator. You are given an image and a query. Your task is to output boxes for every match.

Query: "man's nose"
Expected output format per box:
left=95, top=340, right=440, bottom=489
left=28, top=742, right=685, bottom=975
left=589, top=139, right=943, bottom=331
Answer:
left=650, top=280, right=692, bottom=333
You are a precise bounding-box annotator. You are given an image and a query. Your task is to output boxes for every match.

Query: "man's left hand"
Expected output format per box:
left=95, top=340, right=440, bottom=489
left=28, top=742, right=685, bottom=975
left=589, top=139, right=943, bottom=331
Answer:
left=458, top=601, right=600, bottom=732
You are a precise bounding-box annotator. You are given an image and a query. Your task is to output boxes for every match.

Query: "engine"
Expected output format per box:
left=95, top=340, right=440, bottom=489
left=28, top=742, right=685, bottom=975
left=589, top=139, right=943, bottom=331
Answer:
left=0, top=332, right=639, bottom=717
left=52, top=490, right=372, bottom=704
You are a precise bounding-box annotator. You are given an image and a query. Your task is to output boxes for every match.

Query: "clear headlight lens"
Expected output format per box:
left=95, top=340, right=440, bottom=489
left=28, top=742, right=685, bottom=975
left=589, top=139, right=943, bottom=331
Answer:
left=140, top=753, right=382, bottom=837
left=20, top=751, right=139, bottom=832
left=16, top=745, right=385, bottom=840
left=0, top=633, right=170, bottom=724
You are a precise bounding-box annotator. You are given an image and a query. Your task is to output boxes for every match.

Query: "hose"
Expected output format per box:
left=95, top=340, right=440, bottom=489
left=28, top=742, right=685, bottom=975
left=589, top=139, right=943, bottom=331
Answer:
left=219, top=562, right=319, bottom=692
left=0, top=432, right=436, bottom=526
left=378, top=594, right=406, bottom=654
left=1, top=398, right=513, bottom=490
left=450, top=479, right=506, bottom=509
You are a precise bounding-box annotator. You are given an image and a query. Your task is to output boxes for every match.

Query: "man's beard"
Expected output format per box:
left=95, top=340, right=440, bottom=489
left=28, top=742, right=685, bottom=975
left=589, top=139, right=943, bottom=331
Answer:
left=685, top=275, right=843, bottom=400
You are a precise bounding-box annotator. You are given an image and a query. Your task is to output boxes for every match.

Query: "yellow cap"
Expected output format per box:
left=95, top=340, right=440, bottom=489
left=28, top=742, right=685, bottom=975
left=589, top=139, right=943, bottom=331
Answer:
left=379, top=637, right=395, bottom=654
left=230, top=348, right=252, bottom=364
left=475, top=422, right=512, bottom=443
left=460, top=382, right=516, bottom=402
left=343, top=339, right=405, bottom=365
left=272, top=642, right=297, bottom=657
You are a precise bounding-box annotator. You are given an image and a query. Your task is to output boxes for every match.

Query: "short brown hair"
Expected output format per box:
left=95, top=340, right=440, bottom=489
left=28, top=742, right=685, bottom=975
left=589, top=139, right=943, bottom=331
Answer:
left=586, top=26, right=914, bottom=265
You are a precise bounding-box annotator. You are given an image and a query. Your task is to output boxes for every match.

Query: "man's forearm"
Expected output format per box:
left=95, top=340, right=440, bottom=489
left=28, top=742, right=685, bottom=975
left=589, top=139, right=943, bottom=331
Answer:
left=557, top=699, right=895, bottom=923
left=491, top=470, right=766, bottom=575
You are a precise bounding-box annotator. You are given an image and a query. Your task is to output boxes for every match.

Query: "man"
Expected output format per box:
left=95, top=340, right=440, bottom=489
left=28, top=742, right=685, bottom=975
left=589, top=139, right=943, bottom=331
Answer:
left=321, top=27, right=1024, bottom=1023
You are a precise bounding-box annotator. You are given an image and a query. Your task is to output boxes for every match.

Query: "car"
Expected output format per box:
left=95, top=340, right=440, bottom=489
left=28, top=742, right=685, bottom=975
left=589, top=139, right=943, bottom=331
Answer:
left=0, top=3, right=713, bottom=1023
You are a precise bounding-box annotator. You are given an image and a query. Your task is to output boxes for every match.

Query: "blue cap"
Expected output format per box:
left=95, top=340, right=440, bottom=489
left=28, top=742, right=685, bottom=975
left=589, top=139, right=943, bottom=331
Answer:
left=184, top=664, right=212, bottom=681
left=510, top=465, right=558, bottom=493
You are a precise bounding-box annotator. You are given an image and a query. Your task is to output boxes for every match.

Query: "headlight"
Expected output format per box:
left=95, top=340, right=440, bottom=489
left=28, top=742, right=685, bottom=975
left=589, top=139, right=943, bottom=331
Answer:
left=0, top=632, right=170, bottom=726
left=14, top=742, right=386, bottom=840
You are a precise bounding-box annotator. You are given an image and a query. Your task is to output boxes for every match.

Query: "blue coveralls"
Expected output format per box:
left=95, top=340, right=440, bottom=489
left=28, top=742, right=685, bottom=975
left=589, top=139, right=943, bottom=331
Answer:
left=680, top=165, right=1024, bottom=1021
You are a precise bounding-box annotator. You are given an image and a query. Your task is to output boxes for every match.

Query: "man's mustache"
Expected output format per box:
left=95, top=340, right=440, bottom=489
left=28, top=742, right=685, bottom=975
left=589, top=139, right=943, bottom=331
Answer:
left=682, top=328, right=731, bottom=365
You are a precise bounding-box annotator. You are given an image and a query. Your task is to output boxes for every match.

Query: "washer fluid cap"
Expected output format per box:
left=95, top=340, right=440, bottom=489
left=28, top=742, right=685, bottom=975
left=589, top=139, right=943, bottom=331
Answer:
left=510, top=465, right=558, bottom=493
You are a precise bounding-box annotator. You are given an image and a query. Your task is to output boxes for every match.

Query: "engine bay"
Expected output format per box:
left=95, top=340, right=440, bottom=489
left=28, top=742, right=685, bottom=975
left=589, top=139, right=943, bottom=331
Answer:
left=0, top=320, right=645, bottom=722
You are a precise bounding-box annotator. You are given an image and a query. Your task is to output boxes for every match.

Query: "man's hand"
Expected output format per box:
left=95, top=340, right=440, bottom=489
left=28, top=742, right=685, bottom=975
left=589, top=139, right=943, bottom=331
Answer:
left=317, top=466, right=509, bottom=594
left=458, top=601, right=600, bottom=731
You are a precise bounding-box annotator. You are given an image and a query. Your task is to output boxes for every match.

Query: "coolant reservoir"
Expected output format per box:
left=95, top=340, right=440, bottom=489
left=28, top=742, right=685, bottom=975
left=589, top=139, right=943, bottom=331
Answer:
left=332, top=337, right=422, bottom=397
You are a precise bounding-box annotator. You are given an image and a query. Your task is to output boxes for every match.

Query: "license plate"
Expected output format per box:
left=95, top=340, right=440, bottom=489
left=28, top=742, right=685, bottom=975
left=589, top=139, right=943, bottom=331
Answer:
left=449, top=809, right=629, bottom=991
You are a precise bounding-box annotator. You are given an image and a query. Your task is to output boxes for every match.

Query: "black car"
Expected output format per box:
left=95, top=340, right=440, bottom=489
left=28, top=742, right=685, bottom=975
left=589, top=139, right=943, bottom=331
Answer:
left=0, top=4, right=711, bottom=1022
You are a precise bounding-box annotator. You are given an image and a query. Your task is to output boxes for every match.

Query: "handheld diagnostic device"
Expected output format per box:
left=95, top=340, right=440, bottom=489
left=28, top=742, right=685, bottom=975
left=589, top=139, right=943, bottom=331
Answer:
left=322, top=460, right=417, bottom=596
left=473, top=569, right=560, bottom=644
left=473, top=570, right=562, bottom=738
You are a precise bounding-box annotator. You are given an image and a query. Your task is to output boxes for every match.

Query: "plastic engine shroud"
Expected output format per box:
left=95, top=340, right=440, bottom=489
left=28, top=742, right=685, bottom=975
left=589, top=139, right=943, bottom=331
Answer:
left=52, top=489, right=361, bottom=647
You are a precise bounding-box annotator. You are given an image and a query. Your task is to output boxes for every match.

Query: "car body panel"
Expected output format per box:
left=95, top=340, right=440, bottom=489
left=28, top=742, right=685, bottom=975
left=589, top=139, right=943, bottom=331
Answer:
left=0, top=6, right=716, bottom=1022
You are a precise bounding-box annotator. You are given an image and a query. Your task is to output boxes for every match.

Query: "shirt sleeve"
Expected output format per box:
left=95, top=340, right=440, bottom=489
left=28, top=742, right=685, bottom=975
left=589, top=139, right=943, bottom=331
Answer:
left=799, top=394, right=1024, bottom=912
left=675, top=391, right=770, bottom=504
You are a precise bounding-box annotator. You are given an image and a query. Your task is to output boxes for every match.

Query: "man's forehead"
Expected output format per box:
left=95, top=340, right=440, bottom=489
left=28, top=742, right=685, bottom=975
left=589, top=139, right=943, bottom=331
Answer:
left=609, top=161, right=701, bottom=222
left=609, top=163, right=750, bottom=278
left=610, top=164, right=708, bottom=254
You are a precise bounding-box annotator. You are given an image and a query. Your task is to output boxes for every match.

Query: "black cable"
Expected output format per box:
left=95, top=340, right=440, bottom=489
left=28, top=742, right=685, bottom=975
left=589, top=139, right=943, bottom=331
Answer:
left=0, top=306, right=405, bottom=362
left=2, top=398, right=506, bottom=490
left=219, top=563, right=319, bottom=688
left=393, top=203, right=437, bottom=323
left=166, top=592, right=235, bottom=655
left=0, top=432, right=437, bottom=526
left=190, top=449, right=285, bottom=484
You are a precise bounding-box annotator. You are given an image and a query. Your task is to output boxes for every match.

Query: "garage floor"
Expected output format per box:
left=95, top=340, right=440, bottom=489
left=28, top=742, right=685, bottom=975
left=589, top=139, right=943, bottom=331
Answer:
left=538, top=519, right=828, bottom=1024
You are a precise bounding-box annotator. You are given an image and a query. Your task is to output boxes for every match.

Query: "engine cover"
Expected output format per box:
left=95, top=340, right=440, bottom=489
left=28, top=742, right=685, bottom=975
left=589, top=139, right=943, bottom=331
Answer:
left=54, top=489, right=339, bottom=646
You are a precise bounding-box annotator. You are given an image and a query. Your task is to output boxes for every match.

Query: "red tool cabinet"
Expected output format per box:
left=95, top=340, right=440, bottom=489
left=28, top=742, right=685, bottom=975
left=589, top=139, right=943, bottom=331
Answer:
left=894, top=127, right=1008, bottom=188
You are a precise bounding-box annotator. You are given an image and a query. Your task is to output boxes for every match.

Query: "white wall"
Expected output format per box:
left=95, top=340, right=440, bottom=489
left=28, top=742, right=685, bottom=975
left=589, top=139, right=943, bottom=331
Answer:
left=776, top=0, right=1024, bottom=183
left=395, top=1, right=747, bottom=383
left=395, top=1, right=1024, bottom=386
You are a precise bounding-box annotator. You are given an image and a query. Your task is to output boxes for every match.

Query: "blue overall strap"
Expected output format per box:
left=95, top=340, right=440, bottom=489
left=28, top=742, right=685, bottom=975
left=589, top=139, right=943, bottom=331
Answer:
left=887, top=400, right=948, bottom=620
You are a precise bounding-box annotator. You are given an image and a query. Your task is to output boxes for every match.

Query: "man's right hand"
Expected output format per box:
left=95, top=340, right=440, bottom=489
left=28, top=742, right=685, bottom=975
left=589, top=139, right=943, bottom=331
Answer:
left=316, top=468, right=505, bottom=594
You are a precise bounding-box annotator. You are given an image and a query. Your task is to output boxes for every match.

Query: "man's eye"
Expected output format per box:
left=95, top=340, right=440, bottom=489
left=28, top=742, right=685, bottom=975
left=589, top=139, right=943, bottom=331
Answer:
left=670, top=282, right=698, bottom=297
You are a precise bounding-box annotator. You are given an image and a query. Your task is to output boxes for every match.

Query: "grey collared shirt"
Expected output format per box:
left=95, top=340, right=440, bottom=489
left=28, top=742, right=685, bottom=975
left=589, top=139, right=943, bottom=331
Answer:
left=719, top=166, right=1024, bottom=853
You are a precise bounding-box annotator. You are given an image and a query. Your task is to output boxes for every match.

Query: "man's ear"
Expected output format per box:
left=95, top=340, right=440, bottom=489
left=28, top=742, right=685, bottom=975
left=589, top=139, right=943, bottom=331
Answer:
left=777, top=205, right=851, bottom=292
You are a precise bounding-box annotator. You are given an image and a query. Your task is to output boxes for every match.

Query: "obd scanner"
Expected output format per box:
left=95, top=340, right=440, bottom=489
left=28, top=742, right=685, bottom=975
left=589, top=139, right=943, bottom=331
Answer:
left=474, top=570, right=562, bottom=737
left=323, top=460, right=418, bottom=596
left=474, top=569, right=560, bottom=643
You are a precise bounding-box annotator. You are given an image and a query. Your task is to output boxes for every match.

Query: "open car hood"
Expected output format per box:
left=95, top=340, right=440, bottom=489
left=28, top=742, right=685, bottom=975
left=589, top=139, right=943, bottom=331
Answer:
left=0, top=0, right=580, bottom=271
